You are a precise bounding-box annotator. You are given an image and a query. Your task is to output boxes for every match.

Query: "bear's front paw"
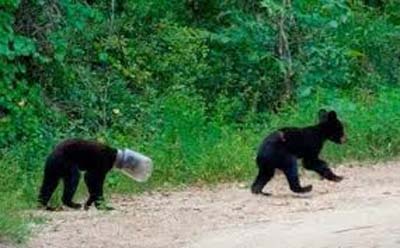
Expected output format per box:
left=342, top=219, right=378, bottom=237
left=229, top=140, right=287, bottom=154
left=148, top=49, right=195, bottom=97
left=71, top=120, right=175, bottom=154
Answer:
left=251, top=185, right=263, bottom=195
left=64, top=202, right=82, bottom=209
left=332, top=175, right=343, bottom=182
left=290, top=184, right=313, bottom=193
left=301, top=185, right=313, bottom=193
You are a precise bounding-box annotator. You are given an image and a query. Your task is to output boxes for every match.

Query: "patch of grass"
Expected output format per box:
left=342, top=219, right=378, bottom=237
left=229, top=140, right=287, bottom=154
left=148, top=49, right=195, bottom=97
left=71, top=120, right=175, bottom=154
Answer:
left=0, top=195, right=30, bottom=244
left=0, top=158, right=33, bottom=244
left=1, top=88, right=400, bottom=242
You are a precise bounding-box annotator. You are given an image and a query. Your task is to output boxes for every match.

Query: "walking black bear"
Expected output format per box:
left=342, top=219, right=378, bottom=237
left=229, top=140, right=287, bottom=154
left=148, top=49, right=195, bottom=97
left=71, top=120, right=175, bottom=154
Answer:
left=251, top=109, right=345, bottom=195
left=38, top=139, right=153, bottom=210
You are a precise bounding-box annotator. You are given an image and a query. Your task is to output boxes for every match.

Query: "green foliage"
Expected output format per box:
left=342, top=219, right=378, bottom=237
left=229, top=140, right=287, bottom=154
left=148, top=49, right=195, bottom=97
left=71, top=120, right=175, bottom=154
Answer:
left=295, top=1, right=400, bottom=91
left=0, top=154, right=34, bottom=243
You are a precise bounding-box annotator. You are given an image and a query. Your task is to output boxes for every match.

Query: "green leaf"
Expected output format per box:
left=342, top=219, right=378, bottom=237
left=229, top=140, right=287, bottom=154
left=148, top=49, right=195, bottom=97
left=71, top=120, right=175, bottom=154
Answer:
left=328, top=20, right=338, bottom=28
left=98, top=52, right=108, bottom=62
left=12, top=36, right=35, bottom=56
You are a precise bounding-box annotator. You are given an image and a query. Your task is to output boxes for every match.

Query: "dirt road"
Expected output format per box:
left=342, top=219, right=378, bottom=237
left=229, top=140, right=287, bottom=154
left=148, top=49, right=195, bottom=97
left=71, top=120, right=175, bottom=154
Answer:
left=27, top=162, right=400, bottom=248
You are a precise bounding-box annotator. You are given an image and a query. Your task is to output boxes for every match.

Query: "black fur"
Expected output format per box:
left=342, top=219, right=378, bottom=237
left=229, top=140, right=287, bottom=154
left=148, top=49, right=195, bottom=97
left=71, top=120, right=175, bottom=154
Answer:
left=38, top=139, right=117, bottom=210
left=251, top=109, right=345, bottom=195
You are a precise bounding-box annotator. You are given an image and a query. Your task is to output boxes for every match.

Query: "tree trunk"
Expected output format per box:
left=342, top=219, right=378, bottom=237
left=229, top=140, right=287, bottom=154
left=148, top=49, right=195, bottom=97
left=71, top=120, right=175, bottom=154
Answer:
left=277, top=0, right=293, bottom=102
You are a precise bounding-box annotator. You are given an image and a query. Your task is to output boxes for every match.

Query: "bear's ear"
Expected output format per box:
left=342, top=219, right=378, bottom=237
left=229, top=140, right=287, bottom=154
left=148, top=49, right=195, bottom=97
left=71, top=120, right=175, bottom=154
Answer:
left=318, top=109, right=328, bottom=122
left=327, top=110, right=337, bottom=120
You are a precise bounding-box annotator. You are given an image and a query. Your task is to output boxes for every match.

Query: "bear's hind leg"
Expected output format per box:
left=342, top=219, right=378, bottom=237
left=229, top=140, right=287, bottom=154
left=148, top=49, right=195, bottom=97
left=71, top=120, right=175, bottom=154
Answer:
left=251, top=157, right=275, bottom=195
left=251, top=168, right=275, bottom=195
left=62, top=165, right=82, bottom=209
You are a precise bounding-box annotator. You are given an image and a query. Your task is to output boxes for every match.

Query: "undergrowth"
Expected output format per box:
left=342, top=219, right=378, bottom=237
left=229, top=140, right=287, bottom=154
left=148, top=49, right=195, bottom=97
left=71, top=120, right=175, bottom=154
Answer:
left=1, top=88, right=400, bottom=243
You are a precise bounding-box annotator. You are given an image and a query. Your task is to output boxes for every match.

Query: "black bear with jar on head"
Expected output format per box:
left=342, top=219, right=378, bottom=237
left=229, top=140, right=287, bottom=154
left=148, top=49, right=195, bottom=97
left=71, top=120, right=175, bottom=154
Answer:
left=38, top=139, right=153, bottom=210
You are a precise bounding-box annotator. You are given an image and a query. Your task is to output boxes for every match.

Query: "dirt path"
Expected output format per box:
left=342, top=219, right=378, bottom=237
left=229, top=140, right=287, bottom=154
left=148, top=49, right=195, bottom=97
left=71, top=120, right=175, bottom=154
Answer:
left=27, top=162, right=400, bottom=248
